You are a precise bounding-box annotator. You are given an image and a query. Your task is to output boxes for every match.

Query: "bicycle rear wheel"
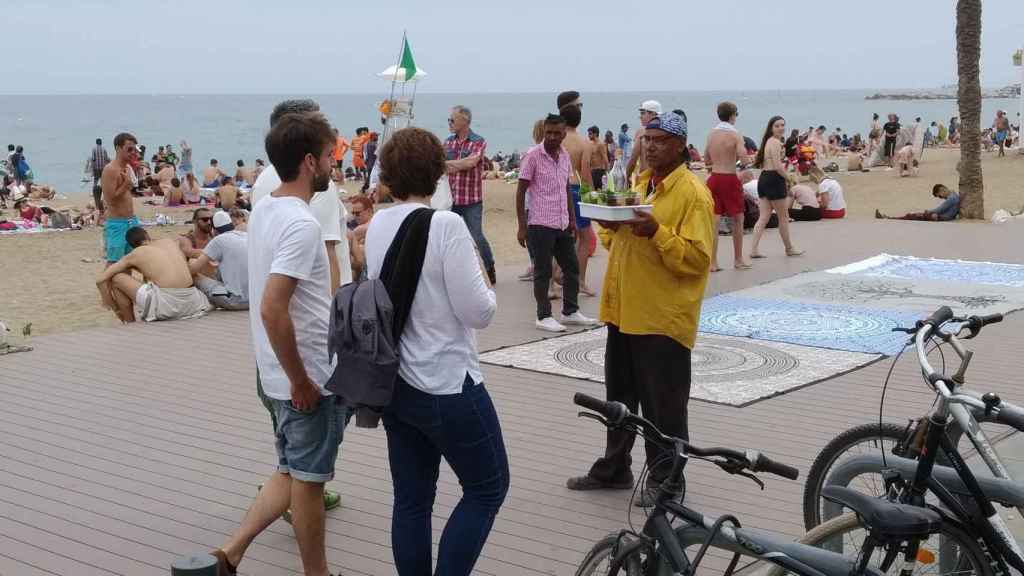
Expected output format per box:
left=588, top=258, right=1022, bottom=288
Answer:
left=766, top=512, right=993, bottom=576
left=803, top=423, right=910, bottom=529
left=575, top=533, right=643, bottom=576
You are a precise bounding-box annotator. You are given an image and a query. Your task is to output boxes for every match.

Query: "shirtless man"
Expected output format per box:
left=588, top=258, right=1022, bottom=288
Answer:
left=626, top=100, right=662, bottom=182
left=101, top=133, right=141, bottom=265
left=217, top=178, right=241, bottom=210
left=704, top=101, right=752, bottom=271
left=587, top=126, right=609, bottom=189
left=557, top=91, right=596, bottom=296
left=235, top=160, right=254, bottom=185
left=202, top=159, right=226, bottom=187
left=95, top=227, right=209, bottom=323
left=179, top=207, right=214, bottom=259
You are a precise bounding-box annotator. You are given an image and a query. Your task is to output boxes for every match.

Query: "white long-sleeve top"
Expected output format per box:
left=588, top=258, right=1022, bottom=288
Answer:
left=365, top=201, right=497, bottom=395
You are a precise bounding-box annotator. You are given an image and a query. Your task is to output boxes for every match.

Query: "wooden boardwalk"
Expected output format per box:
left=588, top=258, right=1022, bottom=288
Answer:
left=3, top=219, right=1024, bottom=575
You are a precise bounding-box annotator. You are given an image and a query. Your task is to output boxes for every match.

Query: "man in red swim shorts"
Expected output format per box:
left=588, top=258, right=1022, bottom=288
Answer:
left=704, top=101, right=752, bottom=271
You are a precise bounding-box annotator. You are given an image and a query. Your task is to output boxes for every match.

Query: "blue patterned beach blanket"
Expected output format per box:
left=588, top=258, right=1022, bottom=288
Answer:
left=828, top=254, right=1024, bottom=288
left=699, top=295, right=923, bottom=355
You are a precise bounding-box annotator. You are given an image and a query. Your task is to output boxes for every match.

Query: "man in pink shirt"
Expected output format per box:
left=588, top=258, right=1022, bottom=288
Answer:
left=516, top=114, right=598, bottom=333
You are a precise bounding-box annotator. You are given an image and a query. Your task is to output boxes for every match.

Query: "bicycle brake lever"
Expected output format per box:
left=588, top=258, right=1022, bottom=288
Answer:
left=578, top=412, right=609, bottom=427
left=737, top=471, right=765, bottom=491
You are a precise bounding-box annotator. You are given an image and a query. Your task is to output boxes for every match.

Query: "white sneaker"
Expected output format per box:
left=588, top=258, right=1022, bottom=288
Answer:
left=562, top=311, right=598, bottom=326
left=536, top=317, right=567, bottom=332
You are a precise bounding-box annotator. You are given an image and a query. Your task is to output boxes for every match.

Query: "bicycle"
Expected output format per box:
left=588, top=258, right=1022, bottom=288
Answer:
left=802, top=309, right=1024, bottom=530
left=569, top=392, right=978, bottom=576
left=782, top=307, right=1024, bottom=576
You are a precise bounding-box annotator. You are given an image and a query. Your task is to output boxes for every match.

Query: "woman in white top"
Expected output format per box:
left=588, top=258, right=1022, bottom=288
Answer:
left=809, top=166, right=846, bottom=219
left=364, top=128, right=507, bottom=576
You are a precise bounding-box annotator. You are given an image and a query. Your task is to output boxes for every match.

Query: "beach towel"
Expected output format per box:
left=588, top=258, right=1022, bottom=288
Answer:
left=135, top=283, right=210, bottom=322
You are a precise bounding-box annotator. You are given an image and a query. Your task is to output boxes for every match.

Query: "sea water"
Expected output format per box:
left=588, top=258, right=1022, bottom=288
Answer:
left=0, top=91, right=1016, bottom=197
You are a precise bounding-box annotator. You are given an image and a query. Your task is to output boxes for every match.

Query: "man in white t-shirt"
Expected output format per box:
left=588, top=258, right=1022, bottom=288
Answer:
left=250, top=100, right=348, bottom=518
left=212, top=110, right=347, bottom=576
left=189, top=210, right=249, bottom=310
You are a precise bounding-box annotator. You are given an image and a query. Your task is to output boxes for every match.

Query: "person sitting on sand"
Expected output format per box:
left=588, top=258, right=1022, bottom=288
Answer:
left=188, top=211, right=249, bottom=310
left=13, top=197, right=46, bottom=225
left=75, top=203, right=100, bottom=228
left=809, top=166, right=846, bottom=218
left=787, top=183, right=822, bottom=221
left=165, top=177, right=184, bottom=206
left=876, top=184, right=960, bottom=222
left=182, top=172, right=201, bottom=204
left=895, top=143, right=918, bottom=177
left=143, top=176, right=163, bottom=197
left=178, top=207, right=213, bottom=259
left=202, top=159, right=226, bottom=187
left=234, top=160, right=254, bottom=186
left=96, top=226, right=210, bottom=323
left=156, top=162, right=176, bottom=194
left=216, top=178, right=241, bottom=210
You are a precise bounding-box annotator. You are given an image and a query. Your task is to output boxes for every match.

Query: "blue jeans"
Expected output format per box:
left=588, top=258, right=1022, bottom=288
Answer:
left=383, top=375, right=510, bottom=576
left=452, top=202, right=495, bottom=271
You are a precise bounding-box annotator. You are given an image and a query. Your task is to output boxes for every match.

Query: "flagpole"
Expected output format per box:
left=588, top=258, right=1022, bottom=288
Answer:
left=383, top=31, right=408, bottom=145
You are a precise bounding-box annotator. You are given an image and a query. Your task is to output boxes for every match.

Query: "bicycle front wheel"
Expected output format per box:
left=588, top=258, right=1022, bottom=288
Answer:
left=770, top=512, right=994, bottom=576
left=575, top=533, right=644, bottom=576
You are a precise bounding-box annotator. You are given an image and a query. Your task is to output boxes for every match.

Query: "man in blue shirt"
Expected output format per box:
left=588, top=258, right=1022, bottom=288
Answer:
left=875, top=184, right=960, bottom=221
left=617, top=123, right=632, bottom=161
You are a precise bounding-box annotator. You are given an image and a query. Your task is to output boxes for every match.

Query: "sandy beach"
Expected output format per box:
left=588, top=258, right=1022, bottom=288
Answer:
left=0, top=147, right=1021, bottom=339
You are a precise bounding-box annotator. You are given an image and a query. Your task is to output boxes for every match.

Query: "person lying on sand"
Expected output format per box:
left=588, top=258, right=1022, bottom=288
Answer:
left=95, top=226, right=210, bottom=323
left=875, top=184, right=959, bottom=222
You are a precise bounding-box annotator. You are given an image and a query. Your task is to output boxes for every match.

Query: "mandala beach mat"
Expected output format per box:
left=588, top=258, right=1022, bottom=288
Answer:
left=698, top=295, right=921, bottom=355
left=480, top=328, right=879, bottom=407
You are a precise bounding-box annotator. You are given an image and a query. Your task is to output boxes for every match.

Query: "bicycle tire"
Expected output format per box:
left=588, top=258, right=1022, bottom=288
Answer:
left=803, top=423, right=909, bottom=530
left=766, top=512, right=993, bottom=576
left=575, top=533, right=644, bottom=576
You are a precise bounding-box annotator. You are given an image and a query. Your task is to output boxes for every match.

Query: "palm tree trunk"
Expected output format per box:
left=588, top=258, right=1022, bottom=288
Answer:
left=956, top=0, right=984, bottom=219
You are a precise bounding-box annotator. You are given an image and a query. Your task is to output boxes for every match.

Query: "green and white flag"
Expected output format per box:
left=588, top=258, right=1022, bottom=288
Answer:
left=399, top=36, right=417, bottom=81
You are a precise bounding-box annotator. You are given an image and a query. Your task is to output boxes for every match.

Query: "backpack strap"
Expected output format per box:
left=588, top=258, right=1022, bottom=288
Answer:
left=381, top=207, right=434, bottom=340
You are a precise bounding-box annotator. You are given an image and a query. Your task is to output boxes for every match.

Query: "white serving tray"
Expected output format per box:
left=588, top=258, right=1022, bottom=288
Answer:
left=578, top=202, right=654, bottom=221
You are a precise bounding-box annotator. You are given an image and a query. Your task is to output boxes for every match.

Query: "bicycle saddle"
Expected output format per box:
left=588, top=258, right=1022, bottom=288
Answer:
left=822, top=485, right=942, bottom=538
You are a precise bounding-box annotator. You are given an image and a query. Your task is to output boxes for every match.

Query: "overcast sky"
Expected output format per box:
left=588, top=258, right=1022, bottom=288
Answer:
left=5, top=0, right=1021, bottom=94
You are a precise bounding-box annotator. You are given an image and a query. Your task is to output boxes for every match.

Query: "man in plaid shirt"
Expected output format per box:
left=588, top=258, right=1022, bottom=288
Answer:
left=445, top=105, right=497, bottom=284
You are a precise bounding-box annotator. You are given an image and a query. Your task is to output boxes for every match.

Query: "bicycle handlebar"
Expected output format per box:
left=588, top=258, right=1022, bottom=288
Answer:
left=572, top=393, right=799, bottom=481
left=912, top=309, right=997, bottom=412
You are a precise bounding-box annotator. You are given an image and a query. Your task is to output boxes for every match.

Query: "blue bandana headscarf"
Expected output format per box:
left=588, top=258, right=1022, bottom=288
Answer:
left=645, top=112, right=688, bottom=138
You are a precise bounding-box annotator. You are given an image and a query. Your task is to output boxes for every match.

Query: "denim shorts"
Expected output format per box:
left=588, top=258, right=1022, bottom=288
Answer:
left=265, top=394, right=350, bottom=483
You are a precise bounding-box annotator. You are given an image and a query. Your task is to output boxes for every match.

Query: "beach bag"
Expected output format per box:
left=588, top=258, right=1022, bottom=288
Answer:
left=327, top=207, right=433, bottom=428
left=431, top=176, right=453, bottom=211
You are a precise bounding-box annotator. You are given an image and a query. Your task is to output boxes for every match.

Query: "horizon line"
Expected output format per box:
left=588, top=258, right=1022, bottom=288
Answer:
left=1, top=86, right=1017, bottom=97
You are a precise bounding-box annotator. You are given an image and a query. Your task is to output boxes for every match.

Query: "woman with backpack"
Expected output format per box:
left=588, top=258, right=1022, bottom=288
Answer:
left=364, top=127, right=507, bottom=576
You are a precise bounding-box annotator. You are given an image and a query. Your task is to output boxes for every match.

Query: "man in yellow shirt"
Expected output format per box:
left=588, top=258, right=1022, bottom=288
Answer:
left=567, top=111, right=714, bottom=505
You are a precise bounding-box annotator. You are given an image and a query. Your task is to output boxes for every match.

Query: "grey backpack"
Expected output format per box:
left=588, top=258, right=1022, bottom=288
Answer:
left=327, top=208, right=433, bottom=427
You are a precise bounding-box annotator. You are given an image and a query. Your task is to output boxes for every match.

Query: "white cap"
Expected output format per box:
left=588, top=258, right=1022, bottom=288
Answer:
left=639, top=100, right=662, bottom=114
left=213, top=210, right=233, bottom=231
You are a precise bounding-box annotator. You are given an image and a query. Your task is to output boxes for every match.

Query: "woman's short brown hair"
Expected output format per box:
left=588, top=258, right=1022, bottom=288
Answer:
left=378, top=128, right=446, bottom=200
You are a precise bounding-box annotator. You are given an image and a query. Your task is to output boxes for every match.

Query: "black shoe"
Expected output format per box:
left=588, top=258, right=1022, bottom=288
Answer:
left=566, top=474, right=633, bottom=491
left=487, top=267, right=497, bottom=285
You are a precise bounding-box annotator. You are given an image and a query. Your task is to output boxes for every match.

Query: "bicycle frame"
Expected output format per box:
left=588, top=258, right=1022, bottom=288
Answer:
left=609, top=441, right=877, bottom=576
left=905, top=331, right=1024, bottom=576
